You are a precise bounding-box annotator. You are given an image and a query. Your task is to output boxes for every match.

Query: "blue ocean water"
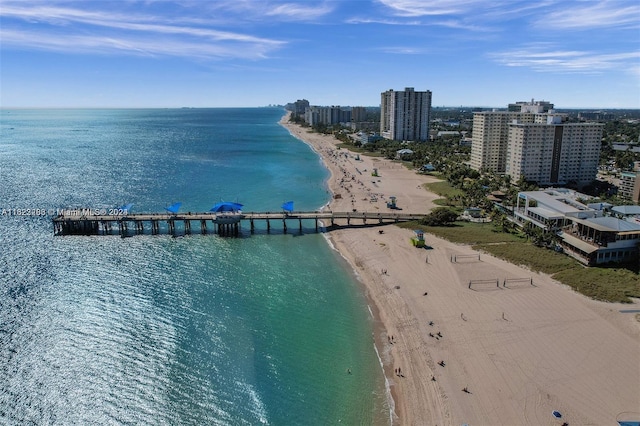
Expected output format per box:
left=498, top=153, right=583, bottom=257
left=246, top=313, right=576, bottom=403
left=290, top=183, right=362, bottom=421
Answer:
left=0, top=108, right=390, bottom=425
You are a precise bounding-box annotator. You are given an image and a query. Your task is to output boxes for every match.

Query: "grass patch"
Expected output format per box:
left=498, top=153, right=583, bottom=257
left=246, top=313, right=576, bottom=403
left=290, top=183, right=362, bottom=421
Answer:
left=334, top=143, right=386, bottom=157
left=552, top=267, right=640, bottom=303
left=433, top=198, right=450, bottom=207
left=399, top=221, right=523, bottom=245
left=473, top=242, right=575, bottom=274
left=424, top=180, right=463, bottom=198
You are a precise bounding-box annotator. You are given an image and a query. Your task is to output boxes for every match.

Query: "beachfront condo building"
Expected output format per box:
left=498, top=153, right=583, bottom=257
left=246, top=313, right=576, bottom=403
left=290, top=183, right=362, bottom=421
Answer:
left=351, top=106, right=367, bottom=123
left=506, top=118, right=603, bottom=187
left=470, top=111, right=535, bottom=173
left=471, top=100, right=603, bottom=187
left=293, top=99, right=309, bottom=115
left=471, top=99, right=554, bottom=172
left=380, top=87, right=432, bottom=142
left=304, top=106, right=351, bottom=126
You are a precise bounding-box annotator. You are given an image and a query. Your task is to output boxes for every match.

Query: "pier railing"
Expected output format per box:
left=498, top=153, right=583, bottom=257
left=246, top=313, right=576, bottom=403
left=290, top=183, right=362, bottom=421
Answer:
left=52, top=210, right=425, bottom=237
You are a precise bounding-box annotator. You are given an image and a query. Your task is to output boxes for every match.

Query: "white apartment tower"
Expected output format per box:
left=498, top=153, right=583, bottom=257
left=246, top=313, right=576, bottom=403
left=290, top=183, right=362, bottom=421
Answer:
left=471, top=100, right=603, bottom=187
left=380, top=87, right=432, bottom=142
left=470, top=111, right=535, bottom=173
left=506, top=117, right=603, bottom=187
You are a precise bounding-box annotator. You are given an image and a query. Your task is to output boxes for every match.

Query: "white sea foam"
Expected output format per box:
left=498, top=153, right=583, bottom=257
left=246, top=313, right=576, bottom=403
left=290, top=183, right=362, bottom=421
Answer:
left=373, top=342, right=396, bottom=425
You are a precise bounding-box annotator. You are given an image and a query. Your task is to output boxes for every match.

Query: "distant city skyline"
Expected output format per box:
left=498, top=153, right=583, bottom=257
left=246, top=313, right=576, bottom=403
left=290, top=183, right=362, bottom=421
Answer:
left=1, top=0, right=639, bottom=109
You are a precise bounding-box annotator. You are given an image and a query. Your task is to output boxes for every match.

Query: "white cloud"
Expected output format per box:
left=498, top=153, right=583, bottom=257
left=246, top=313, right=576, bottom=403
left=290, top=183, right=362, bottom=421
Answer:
left=376, top=46, right=430, bottom=54
left=345, top=17, right=423, bottom=25
left=368, top=0, right=535, bottom=32
left=265, top=3, right=334, bottom=20
left=0, top=28, right=278, bottom=60
left=345, top=16, right=491, bottom=32
left=0, top=3, right=285, bottom=60
left=170, top=0, right=334, bottom=23
left=376, top=0, right=485, bottom=17
left=537, top=0, right=640, bottom=30
left=491, top=44, right=640, bottom=74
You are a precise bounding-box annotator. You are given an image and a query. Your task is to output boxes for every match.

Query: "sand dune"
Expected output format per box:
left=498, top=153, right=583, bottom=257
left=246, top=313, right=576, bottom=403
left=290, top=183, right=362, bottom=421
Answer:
left=281, top=116, right=640, bottom=426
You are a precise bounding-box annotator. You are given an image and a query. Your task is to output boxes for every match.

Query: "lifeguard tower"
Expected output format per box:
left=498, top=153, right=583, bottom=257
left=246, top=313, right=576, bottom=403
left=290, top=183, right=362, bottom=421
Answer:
left=387, top=196, right=397, bottom=209
left=411, top=229, right=425, bottom=247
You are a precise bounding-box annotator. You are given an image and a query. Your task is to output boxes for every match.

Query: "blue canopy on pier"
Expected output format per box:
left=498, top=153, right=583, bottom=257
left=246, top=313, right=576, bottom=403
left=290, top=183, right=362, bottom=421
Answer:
left=210, top=202, right=243, bottom=213
left=119, top=203, right=133, bottom=213
left=165, top=202, right=182, bottom=214
left=281, top=201, right=294, bottom=212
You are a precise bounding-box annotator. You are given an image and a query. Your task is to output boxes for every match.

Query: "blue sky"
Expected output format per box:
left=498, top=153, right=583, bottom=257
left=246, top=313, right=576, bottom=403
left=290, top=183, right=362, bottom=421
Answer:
left=1, top=0, right=639, bottom=108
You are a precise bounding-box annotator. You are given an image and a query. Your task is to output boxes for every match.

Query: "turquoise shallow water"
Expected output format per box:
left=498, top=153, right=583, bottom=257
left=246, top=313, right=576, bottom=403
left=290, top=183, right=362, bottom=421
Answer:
left=0, top=108, right=390, bottom=425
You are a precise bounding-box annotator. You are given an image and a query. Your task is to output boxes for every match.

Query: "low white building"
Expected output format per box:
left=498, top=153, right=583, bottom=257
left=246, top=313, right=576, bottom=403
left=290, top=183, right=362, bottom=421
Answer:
left=514, top=189, right=599, bottom=231
left=560, top=217, right=640, bottom=265
left=513, top=189, right=640, bottom=265
left=396, top=148, right=414, bottom=160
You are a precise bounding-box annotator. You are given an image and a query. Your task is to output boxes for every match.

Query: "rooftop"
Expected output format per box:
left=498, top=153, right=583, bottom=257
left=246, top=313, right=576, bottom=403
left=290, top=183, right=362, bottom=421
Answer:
left=573, top=216, right=640, bottom=233
left=519, top=189, right=593, bottom=215
left=612, top=205, right=640, bottom=216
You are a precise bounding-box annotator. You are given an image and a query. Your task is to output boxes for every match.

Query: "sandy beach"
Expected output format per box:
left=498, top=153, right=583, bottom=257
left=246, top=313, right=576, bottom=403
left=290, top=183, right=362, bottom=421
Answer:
left=280, top=115, right=640, bottom=426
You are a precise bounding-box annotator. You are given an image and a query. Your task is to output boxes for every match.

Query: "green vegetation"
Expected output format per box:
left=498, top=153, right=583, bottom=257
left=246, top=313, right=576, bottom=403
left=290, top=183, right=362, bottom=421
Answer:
left=553, top=267, right=640, bottom=303
left=473, top=242, right=575, bottom=274
left=600, top=119, right=640, bottom=169
left=335, top=143, right=386, bottom=157
left=399, top=221, right=639, bottom=303
left=420, top=207, right=461, bottom=227
left=398, top=221, right=523, bottom=245
left=424, top=181, right=463, bottom=199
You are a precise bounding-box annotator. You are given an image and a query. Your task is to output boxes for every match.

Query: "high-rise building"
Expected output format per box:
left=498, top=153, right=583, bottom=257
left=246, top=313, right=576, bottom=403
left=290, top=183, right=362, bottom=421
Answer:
left=380, top=87, right=432, bottom=142
left=471, top=100, right=603, bottom=187
left=293, top=99, right=309, bottom=115
left=470, top=111, right=536, bottom=173
left=304, top=106, right=351, bottom=126
left=351, top=107, right=367, bottom=123
left=506, top=118, right=603, bottom=187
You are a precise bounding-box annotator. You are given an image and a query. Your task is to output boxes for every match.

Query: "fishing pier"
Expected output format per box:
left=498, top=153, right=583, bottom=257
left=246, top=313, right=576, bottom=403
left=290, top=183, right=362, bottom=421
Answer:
left=52, top=210, right=426, bottom=237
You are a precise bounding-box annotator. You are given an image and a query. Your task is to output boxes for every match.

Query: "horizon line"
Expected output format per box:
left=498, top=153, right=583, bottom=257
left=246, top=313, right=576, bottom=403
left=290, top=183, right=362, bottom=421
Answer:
left=2, top=105, right=639, bottom=111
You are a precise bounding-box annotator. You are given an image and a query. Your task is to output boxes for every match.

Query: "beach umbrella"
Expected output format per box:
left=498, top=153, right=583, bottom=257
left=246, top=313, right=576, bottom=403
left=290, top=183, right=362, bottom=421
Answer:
left=165, top=202, right=182, bottom=214
left=210, top=201, right=243, bottom=213
left=281, top=201, right=294, bottom=212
